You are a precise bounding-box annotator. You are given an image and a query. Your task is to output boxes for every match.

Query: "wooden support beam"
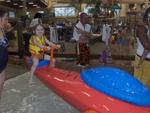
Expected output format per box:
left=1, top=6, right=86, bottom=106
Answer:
left=119, top=0, right=143, bottom=3
left=0, top=5, right=17, bottom=11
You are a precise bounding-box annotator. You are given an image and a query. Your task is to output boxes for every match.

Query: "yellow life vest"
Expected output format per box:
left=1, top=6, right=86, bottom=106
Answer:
left=29, top=35, right=46, bottom=54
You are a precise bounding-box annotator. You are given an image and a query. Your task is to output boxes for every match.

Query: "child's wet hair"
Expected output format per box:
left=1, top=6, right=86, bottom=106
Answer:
left=31, top=23, right=45, bottom=34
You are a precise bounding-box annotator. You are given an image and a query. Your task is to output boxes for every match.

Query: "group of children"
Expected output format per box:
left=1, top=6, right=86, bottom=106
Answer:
left=101, top=23, right=148, bottom=69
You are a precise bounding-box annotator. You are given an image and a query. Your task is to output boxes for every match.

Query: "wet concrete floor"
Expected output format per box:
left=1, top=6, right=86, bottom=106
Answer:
left=0, top=58, right=133, bottom=113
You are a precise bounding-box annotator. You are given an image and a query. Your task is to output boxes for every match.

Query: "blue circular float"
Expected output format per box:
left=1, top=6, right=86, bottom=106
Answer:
left=81, top=67, right=150, bottom=106
left=29, top=58, right=49, bottom=67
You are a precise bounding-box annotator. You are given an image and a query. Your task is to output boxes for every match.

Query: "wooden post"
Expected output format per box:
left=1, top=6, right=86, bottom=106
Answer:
left=22, top=0, right=27, bottom=15
left=16, top=20, right=24, bottom=58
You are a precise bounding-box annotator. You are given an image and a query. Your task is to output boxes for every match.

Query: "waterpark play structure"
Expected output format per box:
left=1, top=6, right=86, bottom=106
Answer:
left=25, top=48, right=150, bottom=113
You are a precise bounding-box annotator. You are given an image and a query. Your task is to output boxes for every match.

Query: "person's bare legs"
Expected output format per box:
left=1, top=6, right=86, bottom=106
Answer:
left=135, top=49, right=149, bottom=69
left=0, top=70, right=5, bottom=102
left=29, top=57, right=39, bottom=84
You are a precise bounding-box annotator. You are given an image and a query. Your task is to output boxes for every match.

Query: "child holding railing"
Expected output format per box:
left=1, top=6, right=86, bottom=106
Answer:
left=29, top=24, right=60, bottom=84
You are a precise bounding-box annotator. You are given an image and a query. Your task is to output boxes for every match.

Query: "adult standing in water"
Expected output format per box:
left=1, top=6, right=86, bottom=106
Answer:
left=0, top=9, right=9, bottom=102
left=73, top=12, right=92, bottom=67
left=134, top=7, right=150, bottom=88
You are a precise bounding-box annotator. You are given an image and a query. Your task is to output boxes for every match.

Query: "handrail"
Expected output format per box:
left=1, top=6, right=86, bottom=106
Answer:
left=49, top=47, right=54, bottom=67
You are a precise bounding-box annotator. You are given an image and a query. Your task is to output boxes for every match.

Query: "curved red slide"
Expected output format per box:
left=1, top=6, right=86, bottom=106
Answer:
left=25, top=57, right=150, bottom=113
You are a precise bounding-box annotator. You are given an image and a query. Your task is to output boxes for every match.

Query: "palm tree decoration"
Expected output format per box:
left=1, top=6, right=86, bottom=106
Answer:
left=70, top=0, right=84, bottom=13
left=87, top=0, right=108, bottom=17
left=76, top=0, right=85, bottom=12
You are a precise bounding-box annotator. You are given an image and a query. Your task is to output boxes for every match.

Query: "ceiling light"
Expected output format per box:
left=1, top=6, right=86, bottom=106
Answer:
left=6, top=0, right=11, bottom=3
left=26, top=12, right=30, bottom=15
left=28, top=2, right=33, bottom=4
left=33, top=4, right=37, bottom=7
left=37, top=6, right=40, bottom=8
left=13, top=3, right=18, bottom=5
left=38, top=11, right=44, bottom=14
left=19, top=5, right=23, bottom=8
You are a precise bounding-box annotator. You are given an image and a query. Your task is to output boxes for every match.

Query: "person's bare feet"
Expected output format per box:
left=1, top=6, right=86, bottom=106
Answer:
left=29, top=79, right=35, bottom=85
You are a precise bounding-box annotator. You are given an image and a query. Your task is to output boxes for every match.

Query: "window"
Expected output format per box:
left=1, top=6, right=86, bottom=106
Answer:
left=9, top=11, right=16, bottom=18
left=84, top=6, right=94, bottom=15
left=54, top=7, right=75, bottom=17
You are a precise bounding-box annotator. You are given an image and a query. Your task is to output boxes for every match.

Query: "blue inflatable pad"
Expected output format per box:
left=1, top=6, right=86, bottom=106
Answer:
left=29, top=59, right=49, bottom=67
left=81, top=67, right=150, bottom=106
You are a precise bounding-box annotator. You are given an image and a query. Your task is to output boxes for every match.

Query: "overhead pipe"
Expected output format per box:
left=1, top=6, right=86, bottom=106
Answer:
left=119, top=0, right=144, bottom=3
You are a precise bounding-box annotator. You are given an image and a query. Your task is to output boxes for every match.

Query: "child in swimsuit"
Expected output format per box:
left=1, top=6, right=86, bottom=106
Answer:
left=29, top=24, right=60, bottom=84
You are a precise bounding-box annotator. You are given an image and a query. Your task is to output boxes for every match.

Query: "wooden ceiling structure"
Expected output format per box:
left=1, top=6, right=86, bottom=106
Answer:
left=0, top=0, right=47, bottom=10
left=45, top=0, right=145, bottom=4
left=0, top=0, right=147, bottom=13
left=0, top=0, right=145, bottom=9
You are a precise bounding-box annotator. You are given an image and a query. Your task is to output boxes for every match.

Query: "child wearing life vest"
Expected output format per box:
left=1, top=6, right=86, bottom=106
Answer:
left=29, top=24, right=60, bottom=84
